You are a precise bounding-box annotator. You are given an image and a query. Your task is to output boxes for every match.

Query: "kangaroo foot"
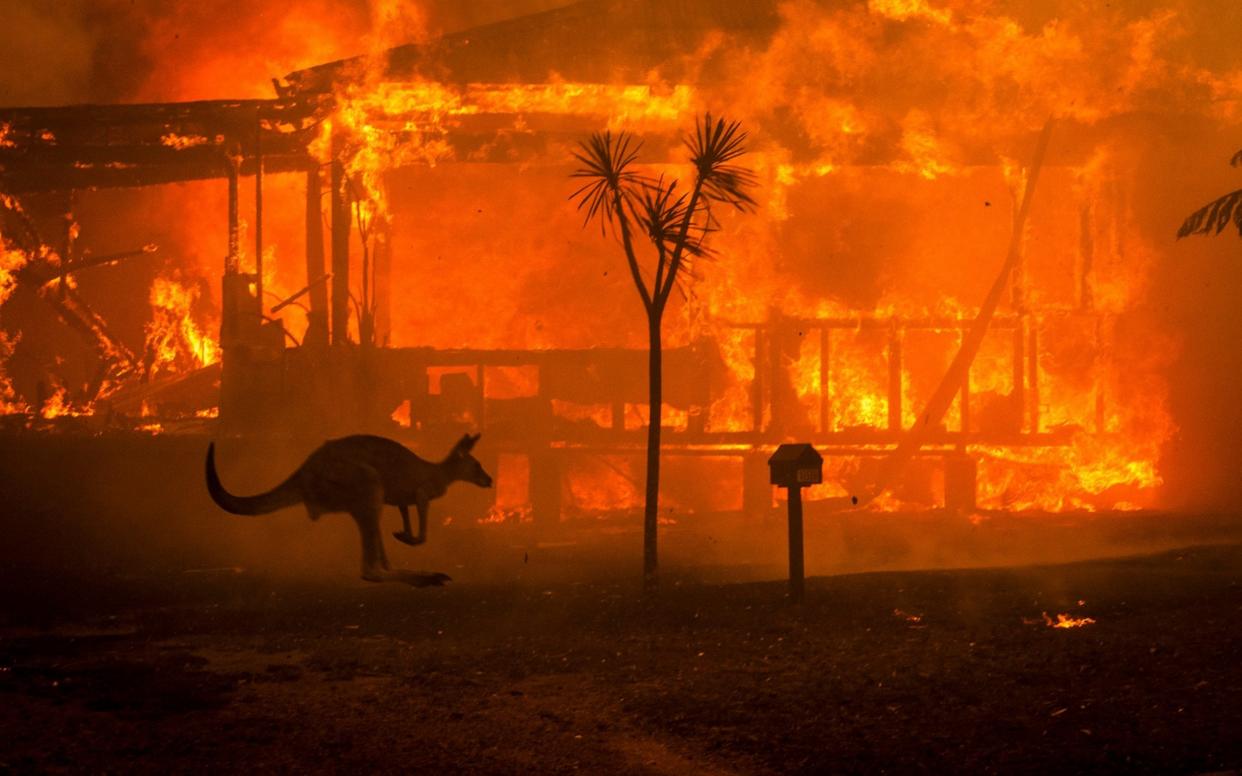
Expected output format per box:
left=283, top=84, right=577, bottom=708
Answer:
left=362, top=568, right=451, bottom=587
left=397, top=570, right=451, bottom=587
left=392, top=531, right=424, bottom=547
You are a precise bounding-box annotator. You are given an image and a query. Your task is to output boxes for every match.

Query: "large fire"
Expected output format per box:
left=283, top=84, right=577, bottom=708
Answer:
left=1, top=0, right=1238, bottom=516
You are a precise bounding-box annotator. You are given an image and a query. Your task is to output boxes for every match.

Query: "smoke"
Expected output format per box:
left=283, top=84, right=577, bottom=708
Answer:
left=0, top=2, right=97, bottom=106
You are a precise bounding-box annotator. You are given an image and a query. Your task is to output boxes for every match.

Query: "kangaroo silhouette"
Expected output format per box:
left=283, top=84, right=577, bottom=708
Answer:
left=206, top=433, right=492, bottom=585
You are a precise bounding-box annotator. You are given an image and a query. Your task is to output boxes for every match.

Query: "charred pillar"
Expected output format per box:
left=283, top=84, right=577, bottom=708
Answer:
left=303, top=165, right=329, bottom=348
left=254, top=109, right=264, bottom=311
left=959, top=343, right=971, bottom=435
left=1012, top=320, right=1026, bottom=433
left=329, top=132, right=351, bottom=345
left=888, top=324, right=903, bottom=432
left=220, top=150, right=244, bottom=346
left=819, top=327, right=831, bottom=433
left=305, top=166, right=328, bottom=314
left=226, top=151, right=240, bottom=275
left=1028, top=321, right=1039, bottom=433
left=751, top=327, right=765, bottom=433
left=373, top=221, right=392, bottom=347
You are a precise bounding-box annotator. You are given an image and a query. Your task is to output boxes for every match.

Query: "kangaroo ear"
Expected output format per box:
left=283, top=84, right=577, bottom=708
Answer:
left=455, top=433, right=478, bottom=454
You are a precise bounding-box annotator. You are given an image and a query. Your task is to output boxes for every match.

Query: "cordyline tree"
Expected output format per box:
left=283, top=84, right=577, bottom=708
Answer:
left=571, top=115, right=755, bottom=590
left=1178, top=149, right=1242, bottom=240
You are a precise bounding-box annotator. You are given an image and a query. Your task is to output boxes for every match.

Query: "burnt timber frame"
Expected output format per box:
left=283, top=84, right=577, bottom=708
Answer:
left=0, top=81, right=1107, bottom=519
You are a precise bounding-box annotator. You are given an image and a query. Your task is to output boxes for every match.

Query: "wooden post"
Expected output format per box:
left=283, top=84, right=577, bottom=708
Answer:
left=329, top=134, right=350, bottom=345
left=374, top=221, right=391, bottom=346
left=787, top=485, right=805, bottom=603
left=226, top=153, right=239, bottom=274
left=304, top=166, right=327, bottom=316
left=888, top=325, right=902, bottom=432
left=1013, top=321, right=1025, bottom=432
left=960, top=346, right=971, bottom=436
left=768, top=317, right=785, bottom=434
left=1028, top=320, right=1039, bottom=433
left=254, top=109, right=264, bottom=311
left=819, top=327, right=830, bottom=433
left=752, top=328, right=765, bottom=433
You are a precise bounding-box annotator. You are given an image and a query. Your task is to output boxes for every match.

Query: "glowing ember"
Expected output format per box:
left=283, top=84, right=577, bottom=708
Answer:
left=893, top=608, right=924, bottom=624
left=1042, top=612, right=1097, bottom=629
left=160, top=133, right=212, bottom=150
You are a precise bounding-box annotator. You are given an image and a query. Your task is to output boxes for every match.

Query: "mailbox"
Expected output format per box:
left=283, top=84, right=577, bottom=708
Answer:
left=768, top=444, right=823, bottom=487
left=767, top=443, right=822, bottom=604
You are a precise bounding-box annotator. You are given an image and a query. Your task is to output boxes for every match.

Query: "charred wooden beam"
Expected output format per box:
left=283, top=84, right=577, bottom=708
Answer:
left=270, top=274, right=331, bottom=314
left=329, top=135, right=350, bottom=345
left=304, top=166, right=328, bottom=317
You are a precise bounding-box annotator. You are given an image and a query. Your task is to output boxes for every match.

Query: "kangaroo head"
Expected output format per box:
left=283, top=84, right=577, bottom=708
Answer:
left=448, top=433, right=493, bottom=488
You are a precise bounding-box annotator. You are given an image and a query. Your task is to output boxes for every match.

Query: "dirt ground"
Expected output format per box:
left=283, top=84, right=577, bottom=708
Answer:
left=2, top=543, right=1240, bottom=774
left=1, top=434, right=1241, bottom=773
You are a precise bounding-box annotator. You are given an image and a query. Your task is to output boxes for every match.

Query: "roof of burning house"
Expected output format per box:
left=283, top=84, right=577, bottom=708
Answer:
left=0, top=98, right=321, bottom=193
left=280, top=0, right=783, bottom=94
left=0, top=0, right=782, bottom=195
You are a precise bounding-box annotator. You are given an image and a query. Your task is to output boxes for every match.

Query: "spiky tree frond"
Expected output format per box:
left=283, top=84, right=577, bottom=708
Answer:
left=1176, top=148, right=1242, bottom=239
left=686, top=114, right=758, bottom=212
left=633, top=177, right=714, bottom=260
left=570, top=131, right=644, bottom=233
left=1177, top=189, right=1242, bottom=239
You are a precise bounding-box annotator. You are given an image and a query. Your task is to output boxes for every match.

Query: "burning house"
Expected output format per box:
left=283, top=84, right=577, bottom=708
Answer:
left=0, top=0, right=1233, bottom=525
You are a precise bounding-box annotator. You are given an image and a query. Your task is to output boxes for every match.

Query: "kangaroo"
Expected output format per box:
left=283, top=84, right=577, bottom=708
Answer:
left=205, top=433, right=493, bottom=586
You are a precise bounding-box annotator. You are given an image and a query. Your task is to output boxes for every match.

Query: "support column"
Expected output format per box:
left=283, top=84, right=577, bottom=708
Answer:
left=226, top=153, right=240, bottom=275
left=888, top=325, right=903, bottom=432
left=304, top=166, right=327, bottom=316
left=254, top=110, right=264, bottom=310
left=1028, top=320, right=1039, bottom=433
left=221, top=153, right=241, bottom=348
left=959, top=344, right=971, bottom=436
left=1012, top=321, right=1025, bottom=433
left=819, top=327, right=831, bottom=433
left=751, top=328, right=765, bottom=433
left=373, top=221, right=392, bottom=346
left=330, top=136, right=350, bottom=345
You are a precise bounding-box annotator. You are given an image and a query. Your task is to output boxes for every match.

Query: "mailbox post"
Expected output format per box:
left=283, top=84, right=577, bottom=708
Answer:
left=768, top=444, right=823, bottom=603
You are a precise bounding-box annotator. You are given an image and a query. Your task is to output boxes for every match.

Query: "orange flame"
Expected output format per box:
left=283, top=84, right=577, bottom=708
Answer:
left=144, top=274, right=220, bottom=378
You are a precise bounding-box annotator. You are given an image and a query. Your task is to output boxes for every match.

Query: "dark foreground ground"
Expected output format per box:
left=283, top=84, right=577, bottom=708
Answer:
left=2, top=543, right=1240, bottom=774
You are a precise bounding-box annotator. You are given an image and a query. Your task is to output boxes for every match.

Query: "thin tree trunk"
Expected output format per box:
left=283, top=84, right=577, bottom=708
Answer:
left=643, top=307, right=662, bottom=591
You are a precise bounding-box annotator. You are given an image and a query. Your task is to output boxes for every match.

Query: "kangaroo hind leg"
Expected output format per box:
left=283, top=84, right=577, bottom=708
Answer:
left=349, top=470, right=391, bottom=581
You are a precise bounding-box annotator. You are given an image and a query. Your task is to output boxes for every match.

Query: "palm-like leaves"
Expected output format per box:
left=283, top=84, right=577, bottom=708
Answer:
left=634, top=177, right=712, bottom=259
left=687, top=114, right=758, bottom=212
left=571, top=115, right=755, bottom=311
left=1177, top=148, right=1242, bottom=239
left=570, top=131, right=643, bottom=233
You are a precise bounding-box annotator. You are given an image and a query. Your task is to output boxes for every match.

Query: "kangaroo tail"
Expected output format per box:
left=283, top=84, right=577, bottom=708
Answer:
left=206, top=443, right=302, bottom=516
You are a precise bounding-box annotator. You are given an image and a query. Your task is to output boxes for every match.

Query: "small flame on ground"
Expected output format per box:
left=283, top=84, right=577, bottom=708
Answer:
left=893, top=608, right=924, bottom=624
left=1042, top=611, right=1097, bottom=629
